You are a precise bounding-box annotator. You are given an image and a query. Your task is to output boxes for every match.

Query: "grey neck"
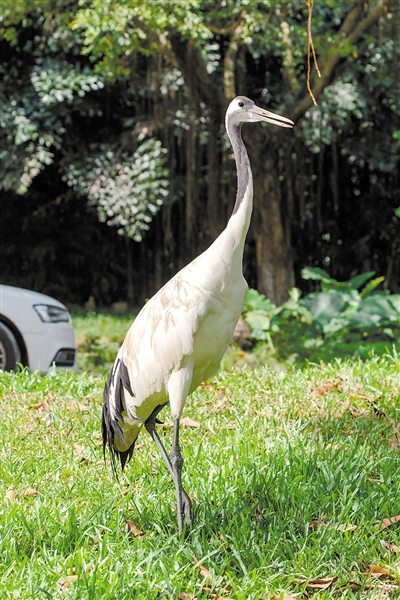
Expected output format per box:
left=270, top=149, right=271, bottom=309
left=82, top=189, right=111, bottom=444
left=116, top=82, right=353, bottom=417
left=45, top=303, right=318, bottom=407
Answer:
left=226, top=121, right=252, bottom=216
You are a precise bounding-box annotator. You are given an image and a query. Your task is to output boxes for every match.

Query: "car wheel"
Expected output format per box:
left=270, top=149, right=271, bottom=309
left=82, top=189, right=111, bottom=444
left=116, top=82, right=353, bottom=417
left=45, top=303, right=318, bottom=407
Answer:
left=0, top=323, right=22, bottom=371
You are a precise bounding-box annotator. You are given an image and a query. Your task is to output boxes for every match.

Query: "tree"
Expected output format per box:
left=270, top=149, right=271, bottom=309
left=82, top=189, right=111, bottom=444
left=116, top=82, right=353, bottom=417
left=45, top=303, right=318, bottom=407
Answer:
left=1, top=1, right=399, bottom=304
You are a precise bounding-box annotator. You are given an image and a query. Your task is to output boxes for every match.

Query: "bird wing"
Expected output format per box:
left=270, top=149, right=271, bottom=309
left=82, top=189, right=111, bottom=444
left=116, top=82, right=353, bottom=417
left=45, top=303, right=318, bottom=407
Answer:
left=118, top=270, right=210, bottom=415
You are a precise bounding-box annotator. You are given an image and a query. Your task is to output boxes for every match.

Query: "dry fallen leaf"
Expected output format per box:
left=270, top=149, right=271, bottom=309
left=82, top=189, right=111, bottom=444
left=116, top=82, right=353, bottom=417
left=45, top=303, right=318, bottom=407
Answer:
left=312, top=382, right=343, bottom=396
left=364, top=564, right=394, bottom=580
left=309, top=514, right=328, bottom=530
left=337, top=523, right=357, bottom=532
left=334, top=582, right=361, bottom=594
left=298, top=577, right=339, bottom=590
left=66, top=403, right=89, bottom=412
left=5, top=487, right=17, bottom=503
left=23, top=488, right=38, bottom=497
left=73, top=443, right=83, bottom=456
left=269, top=594, right=298, bottom=600
left=28, top=402, right=45, bottom=410
left=380, top=515, right=400, bottom=530
left=381, top=540, right=400, bottom=554
left=178, top=594, right=196, bottom=600
left=192, top=555, right=213, bottom=582
left=388, top=433, right=398, bottom=450
left=60, top=575, right=78, bottom=588
left=126, top=519, right=145, bottom=538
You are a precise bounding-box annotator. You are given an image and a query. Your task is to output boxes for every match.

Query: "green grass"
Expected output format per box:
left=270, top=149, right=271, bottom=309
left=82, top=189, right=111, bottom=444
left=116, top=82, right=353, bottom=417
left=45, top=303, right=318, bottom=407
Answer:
left=1, top=352, right=399, bottom=599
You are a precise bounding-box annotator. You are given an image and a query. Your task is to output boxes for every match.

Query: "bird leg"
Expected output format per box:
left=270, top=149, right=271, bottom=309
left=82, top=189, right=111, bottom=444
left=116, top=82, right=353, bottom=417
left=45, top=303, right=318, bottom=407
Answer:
left=145, top=406, right=192, bottom=532
left=170, top=417, right=186, bottom=535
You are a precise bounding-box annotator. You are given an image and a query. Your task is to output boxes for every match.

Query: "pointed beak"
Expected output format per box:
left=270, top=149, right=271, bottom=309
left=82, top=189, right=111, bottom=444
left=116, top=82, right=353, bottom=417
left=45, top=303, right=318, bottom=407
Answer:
left=250, top=105, right=294, bottom=128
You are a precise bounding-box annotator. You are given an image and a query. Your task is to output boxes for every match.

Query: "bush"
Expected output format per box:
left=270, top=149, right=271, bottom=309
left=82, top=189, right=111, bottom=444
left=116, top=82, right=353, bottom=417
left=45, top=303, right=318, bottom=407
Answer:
left=243, top=268, right=400, bottom=363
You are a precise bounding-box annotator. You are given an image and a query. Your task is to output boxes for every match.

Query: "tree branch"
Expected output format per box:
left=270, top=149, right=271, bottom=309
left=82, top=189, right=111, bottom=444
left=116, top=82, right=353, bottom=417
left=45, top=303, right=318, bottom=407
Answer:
left=162, top=34, right=224, bottom=113
left=280, top=18, right=301, bottom=94
left=208, top=17, right=245, bottom=37
left=292, top=0, right=387, bottom=120
left=223, top=14, right=245, bottom=99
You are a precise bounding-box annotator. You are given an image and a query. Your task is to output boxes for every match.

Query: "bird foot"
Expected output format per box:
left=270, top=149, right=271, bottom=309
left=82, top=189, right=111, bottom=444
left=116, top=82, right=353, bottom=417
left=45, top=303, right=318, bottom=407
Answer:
left=182, top=490, right=192, bottom=526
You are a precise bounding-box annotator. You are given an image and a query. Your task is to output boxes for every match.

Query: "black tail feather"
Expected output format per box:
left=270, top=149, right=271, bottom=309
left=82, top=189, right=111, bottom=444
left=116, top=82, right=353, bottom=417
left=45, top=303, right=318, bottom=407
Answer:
left=102, top=360, right=136, bottom=477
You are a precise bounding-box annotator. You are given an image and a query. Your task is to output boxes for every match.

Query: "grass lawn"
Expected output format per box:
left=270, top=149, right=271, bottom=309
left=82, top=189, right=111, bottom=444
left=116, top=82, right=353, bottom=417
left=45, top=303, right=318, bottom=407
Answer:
left=1, top=344, right=399, bottom=598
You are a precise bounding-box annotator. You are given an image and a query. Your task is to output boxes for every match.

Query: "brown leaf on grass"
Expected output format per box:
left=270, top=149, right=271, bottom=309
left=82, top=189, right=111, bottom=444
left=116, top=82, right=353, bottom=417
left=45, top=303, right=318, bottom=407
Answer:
left=180, top=417, right=201, bottom=427
left=380, top=515, right=400, bottom=530
left=23, top=488, right=38, bottom=496
left=178, top=594, right=196, bottom=600
left=126, top=519, right=145, bottom=538
left=381, top=540, right=400, bottom=553
left=298, top=577, right=339, bottom=590
left=375, top=582, right=400, bottom=593
left=388, top=433, right=398, bottom=450
left=337, top=523, right=357, bottom=532
left=311, top=382, right=344, bottom=396
left=309, top=513, right=327, bottom=530
left=363, top=564, right=394, bottom=580
left=28, top=402, right=45, bottom=410
left=192, top=555, right=213, bottom=582
left=270, top=595, right=297, bottom=600
left=60, top=575, right=78, bottom=588
left=254, top=506, right=264, bottom=519
left=66, top=402, right=89, bottom=412
left=4, top=487, right=16, bottom=503
left=73, top=443, right=83, bottom=456
left=351, top=392, right=373, bottom=400
left=218, top=531, right=226, bottom=542
left=334, top=399, right=351, bottom=418
left=333, top=582, right=362, bottom=594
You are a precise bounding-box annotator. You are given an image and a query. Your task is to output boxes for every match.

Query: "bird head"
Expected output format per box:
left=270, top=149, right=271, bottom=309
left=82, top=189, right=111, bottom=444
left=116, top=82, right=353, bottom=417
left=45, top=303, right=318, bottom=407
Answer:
left=227, top=96, right=294, bottom=129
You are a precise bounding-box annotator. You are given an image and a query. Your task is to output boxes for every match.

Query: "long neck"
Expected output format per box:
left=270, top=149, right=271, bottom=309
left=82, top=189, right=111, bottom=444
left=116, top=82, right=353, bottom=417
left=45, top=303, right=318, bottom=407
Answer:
left=225, top=118, right=254, bottom=249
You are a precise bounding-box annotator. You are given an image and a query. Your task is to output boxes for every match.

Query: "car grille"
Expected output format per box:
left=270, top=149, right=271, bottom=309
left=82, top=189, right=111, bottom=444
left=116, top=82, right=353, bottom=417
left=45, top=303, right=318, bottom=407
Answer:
left=52, top=348, right=76, bottom=367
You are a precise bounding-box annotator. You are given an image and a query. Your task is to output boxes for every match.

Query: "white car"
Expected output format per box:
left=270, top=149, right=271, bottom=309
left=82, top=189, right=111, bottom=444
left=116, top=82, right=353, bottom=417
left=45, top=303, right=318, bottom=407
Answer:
left=0, top=285, right=77, bottom=374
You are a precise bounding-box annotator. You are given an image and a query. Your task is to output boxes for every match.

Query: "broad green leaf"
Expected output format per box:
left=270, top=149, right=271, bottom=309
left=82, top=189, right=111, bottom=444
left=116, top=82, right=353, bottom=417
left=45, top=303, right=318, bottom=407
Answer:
left=360, top=276, right=385, bottom=297
left=359, top=295, right=400, bottom=321
left=244, top=289, right=276, bottom=314
left=301, top=291, right=345, bottom=326
left=301, top=266, right=333, bottom=283
left=245, top=310, right=271, bottom=339
left=346, top=271, right=375, bottom=291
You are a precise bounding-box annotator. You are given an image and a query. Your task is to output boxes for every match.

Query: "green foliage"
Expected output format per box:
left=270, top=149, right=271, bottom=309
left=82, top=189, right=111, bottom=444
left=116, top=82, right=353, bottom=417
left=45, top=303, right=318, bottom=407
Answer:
left=31, top=58, right=104, bottom=105
left=64, top=137, right=169, bottom=241
left=243, top=269, right=400, bottom=363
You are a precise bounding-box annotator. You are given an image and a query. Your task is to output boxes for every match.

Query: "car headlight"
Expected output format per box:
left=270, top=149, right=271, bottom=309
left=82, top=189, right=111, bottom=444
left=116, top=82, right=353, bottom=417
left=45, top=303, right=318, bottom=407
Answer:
left=33, top=304, right=70, bottom=323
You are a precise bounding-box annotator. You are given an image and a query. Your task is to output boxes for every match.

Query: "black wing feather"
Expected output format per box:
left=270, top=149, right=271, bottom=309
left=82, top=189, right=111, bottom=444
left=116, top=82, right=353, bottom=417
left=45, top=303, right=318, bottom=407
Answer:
left=102, top=358, right=137, bottom=475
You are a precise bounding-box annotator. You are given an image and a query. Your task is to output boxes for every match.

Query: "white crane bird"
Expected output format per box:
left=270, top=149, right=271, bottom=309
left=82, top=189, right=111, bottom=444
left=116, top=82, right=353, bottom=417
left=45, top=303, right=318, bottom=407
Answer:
left=102, top=96, right=294, bottom=534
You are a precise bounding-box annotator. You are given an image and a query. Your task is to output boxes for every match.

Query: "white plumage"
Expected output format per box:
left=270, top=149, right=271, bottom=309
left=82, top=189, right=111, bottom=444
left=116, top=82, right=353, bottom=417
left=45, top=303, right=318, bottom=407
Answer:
left=102, top=96, right=293, bottom=533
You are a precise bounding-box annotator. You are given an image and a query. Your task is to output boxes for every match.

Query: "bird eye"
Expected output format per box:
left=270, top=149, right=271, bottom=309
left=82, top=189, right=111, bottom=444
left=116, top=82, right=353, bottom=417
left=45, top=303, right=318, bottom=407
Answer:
left=238, top=101, right=244, bottom=107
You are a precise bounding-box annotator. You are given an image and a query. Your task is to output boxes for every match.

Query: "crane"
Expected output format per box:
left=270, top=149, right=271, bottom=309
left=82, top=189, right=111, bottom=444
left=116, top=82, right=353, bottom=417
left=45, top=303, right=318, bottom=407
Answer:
left=102, top=96, right=294, bottom=534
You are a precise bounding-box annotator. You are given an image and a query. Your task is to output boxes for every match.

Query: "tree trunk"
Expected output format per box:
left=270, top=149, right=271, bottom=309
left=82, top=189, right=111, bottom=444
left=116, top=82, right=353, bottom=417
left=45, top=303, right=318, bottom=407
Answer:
left=250, top=133, right=295, bottom=305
